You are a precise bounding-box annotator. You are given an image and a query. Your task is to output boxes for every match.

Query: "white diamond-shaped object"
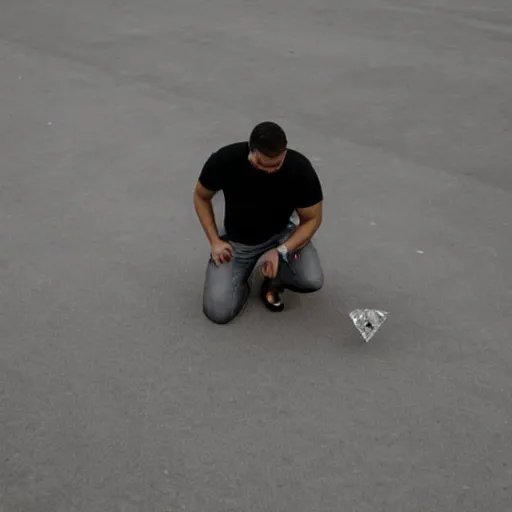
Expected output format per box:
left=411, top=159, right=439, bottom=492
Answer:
left=349, top=309, right=388, bottom=342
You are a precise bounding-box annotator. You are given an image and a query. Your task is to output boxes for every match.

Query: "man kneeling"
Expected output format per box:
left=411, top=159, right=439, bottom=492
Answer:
left=193, top=121, right=324, bottom=324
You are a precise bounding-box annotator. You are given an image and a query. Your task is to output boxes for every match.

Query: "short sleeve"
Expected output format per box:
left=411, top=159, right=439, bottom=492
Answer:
left=295, top=160, right=323, bottom=208
left=198, top=150, right=226, bottom=192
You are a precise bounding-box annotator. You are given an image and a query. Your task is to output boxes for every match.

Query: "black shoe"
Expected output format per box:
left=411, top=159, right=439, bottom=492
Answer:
left=260, top=278, right=285, bottom=312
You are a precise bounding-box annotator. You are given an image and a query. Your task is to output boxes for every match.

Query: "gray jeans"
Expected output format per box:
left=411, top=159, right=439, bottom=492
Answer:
left=202, top=222, right=324, bottom=324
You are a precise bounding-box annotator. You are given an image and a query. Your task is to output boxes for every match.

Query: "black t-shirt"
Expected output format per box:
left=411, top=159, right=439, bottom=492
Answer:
left=198, top=141, right=323, bottom=245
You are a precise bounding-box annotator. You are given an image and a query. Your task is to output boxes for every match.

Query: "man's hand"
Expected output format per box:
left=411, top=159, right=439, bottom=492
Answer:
left=211, top=239, right=234, bottom=266
left=260, top=248, right=279, bottom=279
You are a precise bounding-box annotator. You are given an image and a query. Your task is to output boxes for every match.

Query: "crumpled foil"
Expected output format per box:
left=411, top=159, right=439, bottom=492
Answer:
left=349, top=309, right=388, bottom=342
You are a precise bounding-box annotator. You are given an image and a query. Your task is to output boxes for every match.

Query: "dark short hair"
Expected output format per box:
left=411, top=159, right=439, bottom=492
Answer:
left=248, top=121, right=287, bottom=157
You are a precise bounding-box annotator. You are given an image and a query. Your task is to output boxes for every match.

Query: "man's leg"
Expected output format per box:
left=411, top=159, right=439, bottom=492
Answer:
left=202, top=246, right=260, bottom=324
left=275, top=240, right=324, bottom=293
left=258, top=222, right=324, bottom=311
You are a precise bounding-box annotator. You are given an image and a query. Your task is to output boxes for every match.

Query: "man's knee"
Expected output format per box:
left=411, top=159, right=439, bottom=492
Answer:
left=203, top=300, right=237, bottom=325
left=298, top=268, right=324, bottom=293
left=202, top=283, right=247, bottom=325
left=285, top=261, right=324, bottom=293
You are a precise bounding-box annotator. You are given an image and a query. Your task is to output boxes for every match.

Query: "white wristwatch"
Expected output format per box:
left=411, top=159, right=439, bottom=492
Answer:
left=276, top=244, right=289, bottom=260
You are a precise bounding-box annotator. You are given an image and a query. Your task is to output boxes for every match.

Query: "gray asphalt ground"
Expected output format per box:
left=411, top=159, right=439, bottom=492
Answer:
left=1, top=0, right=512, bottom=510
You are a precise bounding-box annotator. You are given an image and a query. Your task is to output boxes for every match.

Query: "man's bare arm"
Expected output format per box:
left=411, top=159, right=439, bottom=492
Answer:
left=193, top=181, right=221, bottom=245
left=282, top=201, right=323, bottom=252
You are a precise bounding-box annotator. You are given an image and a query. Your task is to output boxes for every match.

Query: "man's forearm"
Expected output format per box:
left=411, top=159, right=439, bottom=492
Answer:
left=282, top=218, right=321, bottom=252
left=194, top=194, right=220, bottom=244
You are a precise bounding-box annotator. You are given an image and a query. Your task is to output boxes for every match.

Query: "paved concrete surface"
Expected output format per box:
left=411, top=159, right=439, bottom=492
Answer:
left=1, top=0, right=511, bottom=510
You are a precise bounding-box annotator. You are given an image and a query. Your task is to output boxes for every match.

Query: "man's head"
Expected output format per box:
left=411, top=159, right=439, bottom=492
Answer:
left=248, top=121, right=288, bottom=173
